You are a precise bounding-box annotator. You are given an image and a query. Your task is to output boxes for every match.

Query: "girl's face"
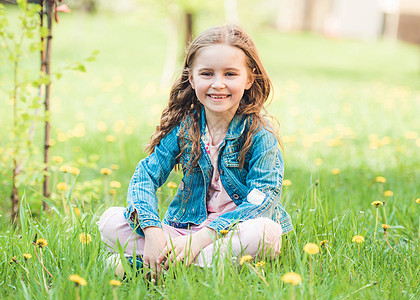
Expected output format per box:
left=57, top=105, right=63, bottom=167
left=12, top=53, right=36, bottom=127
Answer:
left=189, top=43, right=254, bottom=121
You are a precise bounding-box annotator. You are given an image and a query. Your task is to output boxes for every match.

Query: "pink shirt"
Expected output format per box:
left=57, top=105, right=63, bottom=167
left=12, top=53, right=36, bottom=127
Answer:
left=198, top=127, right=237, bottom=227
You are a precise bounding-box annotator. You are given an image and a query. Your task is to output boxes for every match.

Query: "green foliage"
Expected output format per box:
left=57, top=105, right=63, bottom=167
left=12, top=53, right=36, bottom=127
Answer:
left=0, top=2, right=46, bottom=192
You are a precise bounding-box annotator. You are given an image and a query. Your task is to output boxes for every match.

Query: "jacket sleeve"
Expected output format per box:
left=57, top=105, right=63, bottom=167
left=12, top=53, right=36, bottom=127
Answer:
left=124, top=126, right=180, bottom=237
left=206, top=129, right=285, bottom=233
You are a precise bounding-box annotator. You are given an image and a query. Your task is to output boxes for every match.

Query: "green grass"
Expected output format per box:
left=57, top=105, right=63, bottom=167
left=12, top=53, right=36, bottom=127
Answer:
left=1, top=6, right=420, bottom=300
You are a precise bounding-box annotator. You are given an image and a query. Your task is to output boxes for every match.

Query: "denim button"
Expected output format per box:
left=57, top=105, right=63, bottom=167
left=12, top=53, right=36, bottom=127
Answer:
left=232, top=194, right=239, bottom=199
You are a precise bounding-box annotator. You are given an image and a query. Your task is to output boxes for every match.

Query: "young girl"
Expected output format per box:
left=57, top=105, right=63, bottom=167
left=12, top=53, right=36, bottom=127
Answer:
left=98, top=24, right=292, bottom=275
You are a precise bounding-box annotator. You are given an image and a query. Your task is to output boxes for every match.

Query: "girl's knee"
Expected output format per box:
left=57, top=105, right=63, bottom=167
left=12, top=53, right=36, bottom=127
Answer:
left=97, top=207, right=126, bottom=246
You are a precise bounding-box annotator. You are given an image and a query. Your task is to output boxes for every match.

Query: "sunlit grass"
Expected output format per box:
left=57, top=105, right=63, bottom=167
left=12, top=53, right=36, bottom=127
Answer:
left=1, top=7, right=420, bottom=299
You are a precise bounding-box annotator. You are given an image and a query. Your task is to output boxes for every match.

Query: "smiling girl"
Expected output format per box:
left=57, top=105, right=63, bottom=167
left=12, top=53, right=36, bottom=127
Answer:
left=98, top=24, right=292, bottom=277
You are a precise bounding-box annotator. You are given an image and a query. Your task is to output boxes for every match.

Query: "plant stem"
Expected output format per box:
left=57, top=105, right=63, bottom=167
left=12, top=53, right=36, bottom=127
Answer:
left=373, top=208, right=379, bottom=241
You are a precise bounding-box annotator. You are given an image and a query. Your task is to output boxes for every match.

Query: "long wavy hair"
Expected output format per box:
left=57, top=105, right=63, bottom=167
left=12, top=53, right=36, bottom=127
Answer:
left=146, top=24, right=278, bottom=171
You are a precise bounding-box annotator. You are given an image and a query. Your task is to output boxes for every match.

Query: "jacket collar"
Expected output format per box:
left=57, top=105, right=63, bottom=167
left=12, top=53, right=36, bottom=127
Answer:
left=199, top=107, right=247, bottom=140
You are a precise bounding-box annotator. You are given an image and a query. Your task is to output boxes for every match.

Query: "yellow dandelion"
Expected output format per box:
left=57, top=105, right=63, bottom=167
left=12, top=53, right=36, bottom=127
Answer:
left=36, top=238, right=48, bottom=248
left=255, top=261, right=265, bottom=268
left=303, top=243, right=320, bottom=255
left=314, top=158, right=323, bottom=166
left=109, top=279, right=121, bottom=286
left=416, top=198, right=420, bottom=204
left=320, top=240, right=328, bottom=247
left=331, top=168, right=340, bottom=175
left=100, top=168, right=112, bottom=175
left=352, top=235, right=364, bottom=244
left=106, top=135, right=116, bottom=142
left=109, top=189, right=117, bottom=196
left=69, top=167, right=80, bottom=176
left=69, top=274, right=87, bottom=286
left=239, top=255, right=252, bottom=265
left=384, top=190, right=393, bottom=197
left=110, top=181, right=121, bottom=189
left=283, top=179, right=292, bottom=187
left=111, top=164, right=119, bottom=170
left=167, top=182, right=177, bottom=189
left=219, top=229, right=229, bottom=236
left=375, top=176, right=386, bottom=183
left=10, top=256, right=18, bottom=263
left=371, top=201, right=383, bottom=208
left=59, top=165, right=71, bottom=173
left=52, top=156, right=64, bottom=164
left=281, top=272, right=302, bottom=285
left=56, top=182, right=68, bottom=191
left=23, top=253, right=32, bottom=260
left=382, top=224, right=390, bottom=232
left=79, top=233, right=92, bottom=245
left=73, top=206, right=81, bottom=217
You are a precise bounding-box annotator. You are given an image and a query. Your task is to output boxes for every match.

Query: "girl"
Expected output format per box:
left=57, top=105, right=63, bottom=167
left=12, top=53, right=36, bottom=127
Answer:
left=98, top=24, right=292, bottom=276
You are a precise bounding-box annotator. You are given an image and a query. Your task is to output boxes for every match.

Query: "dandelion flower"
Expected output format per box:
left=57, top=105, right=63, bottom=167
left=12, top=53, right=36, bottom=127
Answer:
left=79, top=233, right=92, bottom=245
left=331, top=168, right=340, bottom=175
left=111, top=164, right=119, bottom=170
left=382, top=224, right=390, bottom=232
left=69, top=274, right=87, bottom=286
left=352, top=235, right=364, bottom=244
left=52, top=156, right=64, bottom=164
left=255, top=261, right=265, bottom=268
left=110, top=181, right=121, bottom=189
left=109, top=279, right=121, bottom=286
left=240, top=255, right=252, bottom=265
left=281, top=272, right=302, bottom=285
left=283, top=179, right=292, bottom=187
left=73, top=206, right=81, bottom=217
left=320, top=240, right=328, bottom=247
left=59, top=165, right=71, bottom=173
left=219, top=229, right=229, bottom=236
left=100, top=168, right=112, bottom=175
left=304, top=243, right=320, bottom=255
left=23, top=253, right=32, bottom=260
left=167, top=182, right=177, bottom=189
left=371, top=201, right=383, bottom=208
left=10, top=256, right=18, bottom=263
left=106, top=135, right=116, bottom=143
left=384, top=190, right=393, bottom=197
left=314, top=158, right=323, bottom=166
left=416, top=198, right=420, bottom=204
left=56, top=182, right=68, bottom=191
left=69, top=167, right=80, bottom=176
left=375, top=176, right=386, bottom=183
left=109, top=189, right=117, bottom=196
left=36, top=238, right=48, bottom=248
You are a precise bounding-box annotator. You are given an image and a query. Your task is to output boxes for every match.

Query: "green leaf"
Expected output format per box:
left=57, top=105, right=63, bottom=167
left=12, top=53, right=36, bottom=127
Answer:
left=73, top=63, right=86, bottom=73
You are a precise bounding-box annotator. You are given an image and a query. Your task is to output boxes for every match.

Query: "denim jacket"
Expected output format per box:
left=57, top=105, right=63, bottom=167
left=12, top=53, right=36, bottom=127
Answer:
left=124, top=109, right=293, bottom=236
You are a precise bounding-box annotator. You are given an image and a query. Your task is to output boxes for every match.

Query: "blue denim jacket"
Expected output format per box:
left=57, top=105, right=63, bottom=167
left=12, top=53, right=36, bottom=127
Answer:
left=124, top=109, right=292, bottom=236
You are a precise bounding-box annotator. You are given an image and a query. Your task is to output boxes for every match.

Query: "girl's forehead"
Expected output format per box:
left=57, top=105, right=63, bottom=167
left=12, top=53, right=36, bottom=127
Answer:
left=192, top=43, right=248, bottom=68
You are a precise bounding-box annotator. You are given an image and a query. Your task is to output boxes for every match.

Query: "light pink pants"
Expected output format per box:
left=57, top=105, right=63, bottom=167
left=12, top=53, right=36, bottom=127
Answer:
left=97, top=207, right=283, bottom=267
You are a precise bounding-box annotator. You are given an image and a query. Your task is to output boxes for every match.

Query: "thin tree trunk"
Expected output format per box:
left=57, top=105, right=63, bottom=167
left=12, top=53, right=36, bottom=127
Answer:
left=42, top=0, right=54, bottom=207
left=185, top=12, right=193, bottom=47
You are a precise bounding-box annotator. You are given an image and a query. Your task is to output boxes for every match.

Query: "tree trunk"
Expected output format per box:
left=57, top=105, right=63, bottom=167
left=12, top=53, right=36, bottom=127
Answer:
left=42, top=0, right=54, bottom=208
left=185, top=12, right=193, bottom=47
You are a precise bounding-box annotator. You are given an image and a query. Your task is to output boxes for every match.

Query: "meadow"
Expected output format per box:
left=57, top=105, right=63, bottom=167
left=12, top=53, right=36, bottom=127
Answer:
left=1, top=6, right=420, bottom=299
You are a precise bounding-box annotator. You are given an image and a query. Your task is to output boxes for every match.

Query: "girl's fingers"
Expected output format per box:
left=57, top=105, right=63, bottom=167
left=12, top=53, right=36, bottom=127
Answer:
left=157, top=247, right=168, bottom=264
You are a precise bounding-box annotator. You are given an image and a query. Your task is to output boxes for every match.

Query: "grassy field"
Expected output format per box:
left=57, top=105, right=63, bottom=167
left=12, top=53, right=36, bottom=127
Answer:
left=1, top=6, right=420, bottom=300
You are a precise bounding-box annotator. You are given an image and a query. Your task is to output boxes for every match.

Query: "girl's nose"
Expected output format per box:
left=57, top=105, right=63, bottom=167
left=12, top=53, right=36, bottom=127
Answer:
left=211, top=76, right=226, bottom=89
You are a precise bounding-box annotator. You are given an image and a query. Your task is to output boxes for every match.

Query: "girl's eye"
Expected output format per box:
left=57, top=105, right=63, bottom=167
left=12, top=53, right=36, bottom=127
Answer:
left=200, top=72, right=212, bottom=76
left=225, top=72, right=236, bottom=76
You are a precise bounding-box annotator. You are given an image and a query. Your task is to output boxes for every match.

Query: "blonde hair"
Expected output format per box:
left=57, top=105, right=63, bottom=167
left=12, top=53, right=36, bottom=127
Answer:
left=146, top=24, right=277, bottom=171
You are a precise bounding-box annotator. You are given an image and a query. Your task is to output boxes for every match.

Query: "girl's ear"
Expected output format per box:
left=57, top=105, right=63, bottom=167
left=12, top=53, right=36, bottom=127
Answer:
left=245, top=74, right=254, bottom=90
left=189, top=73, right=195, bottom=90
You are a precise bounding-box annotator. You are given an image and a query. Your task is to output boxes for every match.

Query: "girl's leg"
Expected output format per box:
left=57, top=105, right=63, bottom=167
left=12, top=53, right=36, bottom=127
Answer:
left=97, top=207, right=185, bottom=256
left=195, top=217, right=283, bottom=267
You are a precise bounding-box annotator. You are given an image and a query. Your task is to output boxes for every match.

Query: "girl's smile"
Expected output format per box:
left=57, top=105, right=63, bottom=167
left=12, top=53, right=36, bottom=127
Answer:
left=189, top=43, right=254, bottom=122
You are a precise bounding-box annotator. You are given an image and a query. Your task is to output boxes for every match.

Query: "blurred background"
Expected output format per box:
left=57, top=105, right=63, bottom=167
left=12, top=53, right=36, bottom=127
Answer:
left=0, top=0, right=419, bottom=214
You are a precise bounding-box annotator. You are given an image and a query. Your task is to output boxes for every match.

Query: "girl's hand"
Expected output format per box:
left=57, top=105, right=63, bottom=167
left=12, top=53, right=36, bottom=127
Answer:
left=143, top=226, right=167, bottom=280
left=158, top=227, right=217, bottom=268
